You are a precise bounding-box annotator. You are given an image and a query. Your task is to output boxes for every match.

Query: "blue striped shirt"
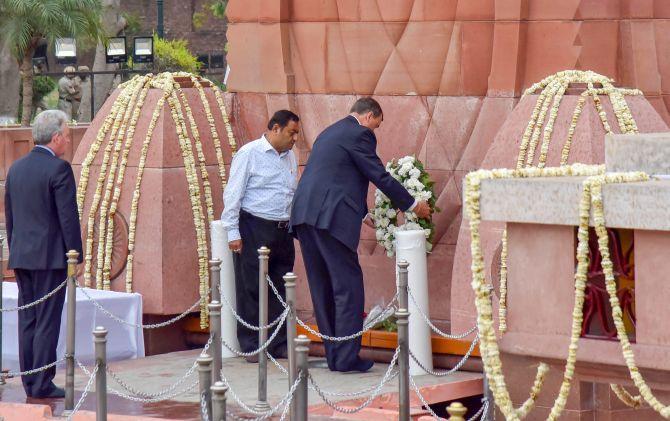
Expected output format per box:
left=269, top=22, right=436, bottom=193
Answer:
left=221, top=135, right=298, bottom=241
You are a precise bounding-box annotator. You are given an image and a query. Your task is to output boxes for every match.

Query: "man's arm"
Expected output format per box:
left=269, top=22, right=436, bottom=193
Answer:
left=53, top=161, right=83, bottom=262
left=221, top=148, right=251, bottom=250
left=348, top=130, right=415, bottom=211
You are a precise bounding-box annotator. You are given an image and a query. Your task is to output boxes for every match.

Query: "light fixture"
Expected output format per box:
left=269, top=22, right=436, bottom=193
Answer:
left=55, top=38, right=77, bottom=65
left=133, top=37, right=154, bottom=63
left=105, top=36, right=127, bottom=64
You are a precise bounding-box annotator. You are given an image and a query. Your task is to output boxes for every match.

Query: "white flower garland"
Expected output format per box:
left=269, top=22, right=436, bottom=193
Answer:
left=77, top=72, right=238, bottom=328
left=371, top=155, right=437, bottom=257
left=465, top=163, right=655, bottom=419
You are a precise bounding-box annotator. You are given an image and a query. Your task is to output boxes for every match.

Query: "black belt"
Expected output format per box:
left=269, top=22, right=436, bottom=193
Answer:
left=240, top=210, right=289, bottom=230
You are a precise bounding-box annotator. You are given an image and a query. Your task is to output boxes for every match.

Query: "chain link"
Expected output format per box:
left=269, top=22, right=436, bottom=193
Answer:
left=0, top=279, right=67, bottom=312
left=66, top=363, right=98, bottom=421
left=409, top=334, right=479, bottom=377
left=218, top=284, right=283, bottom=331
left=77, top=284, right=202, bottom=329
left=308, top=347, right=400, bottom=414
left=201, top=392, right=211, bottom=421
left=220, top=369, right=303, bottom=419
left=221, top=308, right=288, bottom=357
left=3, top=357, right=66, bottom=378
left=408, top=286, right=477, bottom=339
left=467, top=398, right=490, bottom=421
left=266, top=273, right=400, bottom=342
left=75, top=337, right=211, bottom=403
left=266, top=351, right=289, bottom=375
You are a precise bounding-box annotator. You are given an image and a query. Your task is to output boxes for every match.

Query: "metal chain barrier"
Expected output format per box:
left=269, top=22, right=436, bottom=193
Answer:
left=467, top=398, right=490, bottom=421
left=200, top=391, right=211, bottom=421
left=66, top=363, right=99, bottom=421
left=218, top=284, right=283, bottom=331
left=221, top=308, right=288, bottom=357
left=409, top=335, right=480, bottom=377
left=83, top=336, right=213, bottom=403
left=266, top=351, right=289, bottom=375
left=0, top=279, right=67, bottom=312
left=266, top=273, right=400, bottom=342
left=77, top=284, right=203, bottom=329
left=408, top=286, right=477, bottom=339
left=265, top=350, right=393, bottom=399
left=308, top=347, right=400, bottom=414
left=220, top=368, right=303, bottom=419
left=3, top=357, right=66, bottom=378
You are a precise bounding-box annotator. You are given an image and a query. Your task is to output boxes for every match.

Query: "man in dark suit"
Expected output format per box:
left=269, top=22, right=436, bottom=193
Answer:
left=291, top=97, right=430, bottom=372
left=4, top=110, right=83, bottom=398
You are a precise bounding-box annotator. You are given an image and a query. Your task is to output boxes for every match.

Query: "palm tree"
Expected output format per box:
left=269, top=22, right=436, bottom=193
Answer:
left=0, top=0, right=106, bottom=125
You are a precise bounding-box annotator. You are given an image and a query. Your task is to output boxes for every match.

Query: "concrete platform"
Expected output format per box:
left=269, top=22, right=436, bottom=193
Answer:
left=0, top=348, right=483, bottom=420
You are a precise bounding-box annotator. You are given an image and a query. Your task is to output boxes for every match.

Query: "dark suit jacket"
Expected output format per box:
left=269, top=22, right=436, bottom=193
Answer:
left=5, top=147, right=83, bottom=270
left=291, top=116, right=414, bottom=251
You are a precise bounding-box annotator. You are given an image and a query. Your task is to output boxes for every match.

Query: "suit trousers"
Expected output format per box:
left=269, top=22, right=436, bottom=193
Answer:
left=294, top=224, right=365, bottom=372
left=14, top=268, right=67, bottom=397
left=233, top=210, right=293, bottom=355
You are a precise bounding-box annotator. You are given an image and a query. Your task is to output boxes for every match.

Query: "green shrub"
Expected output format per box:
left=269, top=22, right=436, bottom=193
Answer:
left=153, top=34, right=202, bottom=73
left=17, top=76, right=57, bottom=121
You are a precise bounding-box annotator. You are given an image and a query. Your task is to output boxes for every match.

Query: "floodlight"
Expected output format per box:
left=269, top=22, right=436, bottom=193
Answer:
left=106, top=37, right=128, bottom=64
left=55, top=38, right=77, bottom=65
left=133, top=37, right=154, bottom=63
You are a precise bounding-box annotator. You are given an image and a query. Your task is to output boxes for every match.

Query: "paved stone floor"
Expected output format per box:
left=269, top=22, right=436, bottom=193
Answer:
left=0, top=348, right=482, bottom=420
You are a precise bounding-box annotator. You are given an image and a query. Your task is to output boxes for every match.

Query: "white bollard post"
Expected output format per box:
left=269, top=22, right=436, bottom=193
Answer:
left=210, top=221, right=240, bottom=358
left=395, top=230, right=433, bottom=376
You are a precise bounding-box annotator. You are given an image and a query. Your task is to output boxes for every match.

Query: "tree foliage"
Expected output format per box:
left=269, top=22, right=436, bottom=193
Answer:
left=0, top=0, right=106, bottom=125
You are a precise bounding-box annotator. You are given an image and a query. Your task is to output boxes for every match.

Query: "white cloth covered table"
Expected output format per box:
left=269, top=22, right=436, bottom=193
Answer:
left=1, top=281, right=145, bottom=371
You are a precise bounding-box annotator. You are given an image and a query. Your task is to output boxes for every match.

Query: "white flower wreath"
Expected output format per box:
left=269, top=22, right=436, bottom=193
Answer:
left=371, top=155, right=438, bottom=257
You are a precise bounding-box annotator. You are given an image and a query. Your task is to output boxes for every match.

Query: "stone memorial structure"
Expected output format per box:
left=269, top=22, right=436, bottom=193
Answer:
left=471, top=133, right=670, bottom=419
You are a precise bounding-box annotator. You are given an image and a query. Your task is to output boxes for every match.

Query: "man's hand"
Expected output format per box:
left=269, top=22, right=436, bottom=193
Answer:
left=363, top=213, right=375, bottom=228
left=413, top=201, right=431, bottom=219
left=229, top=239, right=243, bottom=253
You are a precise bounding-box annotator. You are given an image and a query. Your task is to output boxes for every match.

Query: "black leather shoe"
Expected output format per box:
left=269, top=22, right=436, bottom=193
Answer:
left=33, top=386, right=65, bottom=399
left=245, top=354, right=259, bottom=363
left=340, top=359, right=374, bottom=373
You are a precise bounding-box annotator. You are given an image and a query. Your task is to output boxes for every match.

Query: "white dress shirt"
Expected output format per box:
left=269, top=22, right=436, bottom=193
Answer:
left=221, top=135, right=298, bottom=241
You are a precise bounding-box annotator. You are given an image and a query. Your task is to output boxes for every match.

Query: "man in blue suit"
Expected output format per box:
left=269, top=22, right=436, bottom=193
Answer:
left=291, top=98, right=430, bottom=372
left=5, top=110, right=83, bottom=398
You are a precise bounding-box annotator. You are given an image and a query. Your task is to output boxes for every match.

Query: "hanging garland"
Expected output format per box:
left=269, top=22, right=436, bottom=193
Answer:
left=78, top=72, right=237, bottom=328
left=464, top=163, right=653, bottom=420
left=498, top=70, right=643, bottom=334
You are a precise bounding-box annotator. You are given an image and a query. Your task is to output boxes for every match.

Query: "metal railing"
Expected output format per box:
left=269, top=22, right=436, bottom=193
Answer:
left=0, top=246, right=486, bottom=420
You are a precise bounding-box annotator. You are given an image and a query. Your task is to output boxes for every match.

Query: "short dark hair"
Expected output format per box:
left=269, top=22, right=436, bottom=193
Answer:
left=349, top=97, right=382, bottom=118
left=267, top=110, right=300, bottom=130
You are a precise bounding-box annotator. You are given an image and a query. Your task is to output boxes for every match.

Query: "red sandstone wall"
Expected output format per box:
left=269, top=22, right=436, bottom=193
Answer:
left=223, top=0, right=670, bottom=329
